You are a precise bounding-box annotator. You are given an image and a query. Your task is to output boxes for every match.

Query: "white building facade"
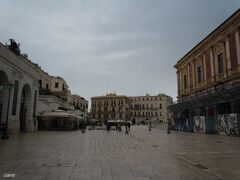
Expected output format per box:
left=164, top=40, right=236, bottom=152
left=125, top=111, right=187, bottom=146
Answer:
left=0, top=42, right=39, bottom=133
left=37, top=69, right=74, bottom=114
left=72, top=95, right=88, bottom=118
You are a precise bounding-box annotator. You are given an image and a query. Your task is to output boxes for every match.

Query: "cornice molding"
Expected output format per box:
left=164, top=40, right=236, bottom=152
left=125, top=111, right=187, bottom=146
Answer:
left=175, top=9, right=240, bottom=69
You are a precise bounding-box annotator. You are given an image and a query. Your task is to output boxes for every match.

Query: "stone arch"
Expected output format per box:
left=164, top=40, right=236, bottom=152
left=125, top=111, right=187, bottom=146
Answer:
left=19, top=83, right=32, bottom=132
left=0, top=70, right=9, bottom=125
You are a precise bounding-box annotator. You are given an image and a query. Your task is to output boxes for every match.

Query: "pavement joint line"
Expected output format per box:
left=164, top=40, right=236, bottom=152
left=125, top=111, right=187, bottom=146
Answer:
left=1, top=126, right=240, bottom=179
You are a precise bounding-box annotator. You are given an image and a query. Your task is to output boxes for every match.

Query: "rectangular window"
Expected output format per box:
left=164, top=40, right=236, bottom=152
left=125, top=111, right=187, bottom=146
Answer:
left=218, top=53, right=224, bottom=74
left=184, top=75, right=188, bottom=89
left=12, top=80, right=19, bottom=115
left=55, top=82, right=59, bottom=88
left=159, top=104, right=162, bottom=109
left=197, top=66, right=202, bottom=83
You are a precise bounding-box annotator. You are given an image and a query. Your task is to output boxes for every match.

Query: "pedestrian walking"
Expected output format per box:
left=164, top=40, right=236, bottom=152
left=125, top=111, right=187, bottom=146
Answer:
left=125, top=122, right=128, bottom=131
left=127, top=122, right=131, bottom=131
left=149, top=121, right=152, bottom=131
left=118, top=123, right=122, bottom=131
left=107, top=122, right=110, bottom=131
left=124, top=121, right=128, bottom=134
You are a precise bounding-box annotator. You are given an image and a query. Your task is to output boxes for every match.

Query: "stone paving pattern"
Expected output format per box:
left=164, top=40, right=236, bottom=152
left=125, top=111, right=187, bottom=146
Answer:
left=0, top=126, right=240, bottom=180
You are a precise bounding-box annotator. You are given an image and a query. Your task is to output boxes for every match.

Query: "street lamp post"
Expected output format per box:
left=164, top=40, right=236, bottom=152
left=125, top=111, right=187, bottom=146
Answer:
left=167, top=118, right=171, bottom=134
left=2, top=82, right=14, bottom=139
left=82, top=118, right=86, bottom=133
left=125, top=104, right=129, bottom=134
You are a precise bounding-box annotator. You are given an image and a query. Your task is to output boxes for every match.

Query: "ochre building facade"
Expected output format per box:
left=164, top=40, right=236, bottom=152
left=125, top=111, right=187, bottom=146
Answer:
left=91, top=93, right=173, bottom=124
left=91, top=93, right=130, bottom=121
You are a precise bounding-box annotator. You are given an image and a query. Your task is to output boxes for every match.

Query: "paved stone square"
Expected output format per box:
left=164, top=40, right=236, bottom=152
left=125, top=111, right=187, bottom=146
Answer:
left=1, top=126, right=240, bottom=180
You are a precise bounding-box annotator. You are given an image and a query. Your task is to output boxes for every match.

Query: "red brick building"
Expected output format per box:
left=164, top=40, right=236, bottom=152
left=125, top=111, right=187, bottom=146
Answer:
left=170, top=9, right=240, bottom=136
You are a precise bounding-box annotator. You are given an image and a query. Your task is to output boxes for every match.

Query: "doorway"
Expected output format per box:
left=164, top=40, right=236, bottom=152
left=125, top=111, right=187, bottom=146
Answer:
left=19, top=84, right=31, bottom=132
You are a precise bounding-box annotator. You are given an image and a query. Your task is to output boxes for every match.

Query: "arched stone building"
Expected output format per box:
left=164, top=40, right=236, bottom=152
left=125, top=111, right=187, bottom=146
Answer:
left=0, top=42, right=39, bottom=133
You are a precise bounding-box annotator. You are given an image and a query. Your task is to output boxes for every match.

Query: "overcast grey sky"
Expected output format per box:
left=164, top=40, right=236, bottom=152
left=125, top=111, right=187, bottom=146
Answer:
left=0, top=0, right=239, bottom=101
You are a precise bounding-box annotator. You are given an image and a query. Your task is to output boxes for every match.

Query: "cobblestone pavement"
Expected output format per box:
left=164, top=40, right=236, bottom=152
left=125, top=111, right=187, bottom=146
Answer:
left=0, top=125, right=240, bottom=180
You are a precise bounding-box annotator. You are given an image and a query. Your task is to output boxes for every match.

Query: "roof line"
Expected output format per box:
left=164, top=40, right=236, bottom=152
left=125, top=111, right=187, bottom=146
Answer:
left=174, top=8, right=240, bottom=68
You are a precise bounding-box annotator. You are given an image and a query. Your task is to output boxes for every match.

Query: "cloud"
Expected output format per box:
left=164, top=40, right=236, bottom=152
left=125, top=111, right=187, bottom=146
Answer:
left=0, top=0, right=239, bottom=101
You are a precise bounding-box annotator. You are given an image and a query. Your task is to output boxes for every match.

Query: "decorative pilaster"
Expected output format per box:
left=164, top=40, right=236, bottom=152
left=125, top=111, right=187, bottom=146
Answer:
left=191, top=62, right=195, bottom=91
left=203, top=53, right=207, bottom=85
left=177, top=71, right=180, bottom=96
left=179, top=70, right=182, bottom=96
left=187, top=64, right=190, bottom=92
left=235, top=28, right=240, bottom=69
left=225, top=36, right=231, bottom=76
left=210, top=48, right=215, bottom=82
